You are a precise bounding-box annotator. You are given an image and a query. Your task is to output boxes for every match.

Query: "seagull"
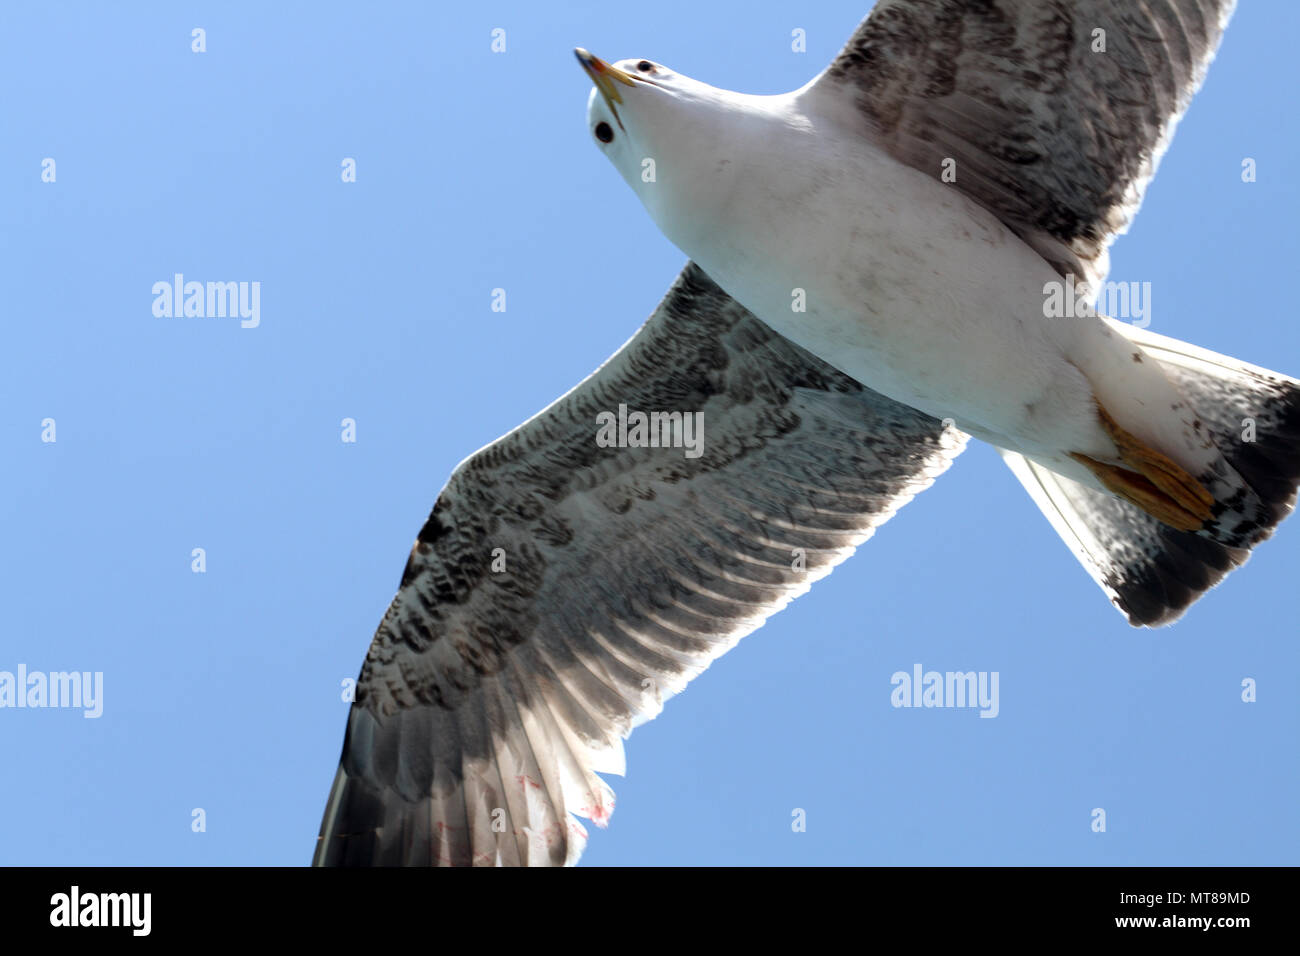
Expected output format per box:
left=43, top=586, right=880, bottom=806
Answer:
left=314, top=0, right=1298, bottom=866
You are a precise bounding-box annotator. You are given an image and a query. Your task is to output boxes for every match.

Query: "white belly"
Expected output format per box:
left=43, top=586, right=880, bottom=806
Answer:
left=654, top=105, right=1107, bottom=459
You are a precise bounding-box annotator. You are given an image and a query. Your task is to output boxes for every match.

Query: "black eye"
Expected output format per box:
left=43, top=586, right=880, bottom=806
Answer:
left=637, top=60, right=653, bottom=72
left=594, top=121, right=614, bottom=143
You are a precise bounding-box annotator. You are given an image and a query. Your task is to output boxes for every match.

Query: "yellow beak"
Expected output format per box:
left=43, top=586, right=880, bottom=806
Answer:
left=575, top=48, right=635, bottom=128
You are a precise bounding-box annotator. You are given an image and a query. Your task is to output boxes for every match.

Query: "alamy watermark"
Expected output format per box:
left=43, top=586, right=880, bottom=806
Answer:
left=50, top=886, right=150, bottom=936
left=0, top=665, right=103, bottom=718
left=1043, top=273, right=1151, bottom=328
left=152, top=273, right=260, bottom=328
left=890, top=663, right=999, bottom=718
left=595, top=404, right=704, bottom=459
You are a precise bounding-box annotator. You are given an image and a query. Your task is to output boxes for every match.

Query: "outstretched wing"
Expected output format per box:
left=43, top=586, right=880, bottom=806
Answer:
left=314, top=263, right=966, bottom=866
left=815, top=0, right=1236, bottom=285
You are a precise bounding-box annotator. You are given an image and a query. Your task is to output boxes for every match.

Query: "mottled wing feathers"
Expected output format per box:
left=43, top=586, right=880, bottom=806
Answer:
left=818, top=0, right=1236, bottom=285
left=314, top=263, right=966, bottom=866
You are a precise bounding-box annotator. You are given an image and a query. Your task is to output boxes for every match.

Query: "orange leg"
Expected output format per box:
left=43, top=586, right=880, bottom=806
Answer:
left=1069, top=404, right=1214, bottom=533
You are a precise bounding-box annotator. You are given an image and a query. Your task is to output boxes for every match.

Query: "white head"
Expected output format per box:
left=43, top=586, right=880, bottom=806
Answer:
left=575, top=48, right=743, bottom=253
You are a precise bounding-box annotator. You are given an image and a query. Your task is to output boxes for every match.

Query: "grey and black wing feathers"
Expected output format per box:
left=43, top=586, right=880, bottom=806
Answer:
left=314, top=263, right=966, bottom=866
left=817, top=0, right=1236, bottom=285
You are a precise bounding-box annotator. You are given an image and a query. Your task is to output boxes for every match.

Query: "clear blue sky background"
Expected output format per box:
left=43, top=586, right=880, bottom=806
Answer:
left=3, top=1, right=1296, bottom=866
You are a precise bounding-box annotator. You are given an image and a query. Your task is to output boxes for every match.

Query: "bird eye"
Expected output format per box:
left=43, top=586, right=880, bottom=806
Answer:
left=637, top=60, right=654, bottom=73
left=594, top=121, right=614, bottom=143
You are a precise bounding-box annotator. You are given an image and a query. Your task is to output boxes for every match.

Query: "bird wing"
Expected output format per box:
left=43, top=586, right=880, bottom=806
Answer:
left=814, top=0, right=1236, bottom=286
left=314, top=262, right=966, bottom=866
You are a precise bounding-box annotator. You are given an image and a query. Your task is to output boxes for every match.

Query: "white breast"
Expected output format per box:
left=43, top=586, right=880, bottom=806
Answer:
left=647, top=88, right=1107, bottom=460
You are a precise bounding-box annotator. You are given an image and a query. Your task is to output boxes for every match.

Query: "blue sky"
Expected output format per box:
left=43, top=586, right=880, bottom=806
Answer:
left=2, top=1, right=1296, bottom=866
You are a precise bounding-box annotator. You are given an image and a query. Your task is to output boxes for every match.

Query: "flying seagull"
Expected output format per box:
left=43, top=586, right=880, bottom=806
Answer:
left=314, top=0, right=1298, bottom=866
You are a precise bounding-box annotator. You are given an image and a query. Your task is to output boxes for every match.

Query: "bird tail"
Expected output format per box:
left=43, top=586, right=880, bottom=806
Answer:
left=1002, top=323, right=1300, bottom=627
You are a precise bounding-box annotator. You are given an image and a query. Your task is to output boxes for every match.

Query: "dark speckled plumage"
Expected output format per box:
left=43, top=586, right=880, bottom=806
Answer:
left=823, top=0, right=1236, bottom=285
left=314, top=264, right=966, bottom=866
